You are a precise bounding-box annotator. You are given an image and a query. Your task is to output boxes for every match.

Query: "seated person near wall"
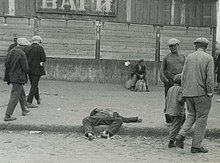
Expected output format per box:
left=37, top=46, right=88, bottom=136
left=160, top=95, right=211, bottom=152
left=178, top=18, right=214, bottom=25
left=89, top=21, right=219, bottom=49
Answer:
left=82, top=108, right=142, bottom=141
left=130, top=59, right=150, bottom=92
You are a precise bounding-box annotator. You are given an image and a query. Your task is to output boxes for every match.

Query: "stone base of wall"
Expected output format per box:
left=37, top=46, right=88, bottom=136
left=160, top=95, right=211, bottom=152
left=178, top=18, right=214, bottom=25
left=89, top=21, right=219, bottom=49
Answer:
left=0, top=57, right=162, bottom=86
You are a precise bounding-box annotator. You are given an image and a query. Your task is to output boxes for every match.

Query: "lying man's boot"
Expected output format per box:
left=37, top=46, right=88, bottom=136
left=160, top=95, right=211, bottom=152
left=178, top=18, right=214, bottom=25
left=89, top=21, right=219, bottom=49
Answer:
left=101, top=130, right=109, bottom=138
left=101, top=130, right=113, bottom=139
left=175, top=134, right=185, bottom=149
left=168, top=140, right=176, bottom=148
left=191, top=147, right=208, bottom=153
left=87, top=133, right=95, bottom=141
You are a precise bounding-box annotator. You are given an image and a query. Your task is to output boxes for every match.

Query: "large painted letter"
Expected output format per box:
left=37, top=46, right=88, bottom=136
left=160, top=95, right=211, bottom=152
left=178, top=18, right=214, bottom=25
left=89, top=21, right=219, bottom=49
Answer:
left=41, top=0, right=57, bottom=9
left=79, top=0, right=85, bottom=11
left=96, top=0, right=112, bottom=12
left=60, top=0, right=76, bottom=10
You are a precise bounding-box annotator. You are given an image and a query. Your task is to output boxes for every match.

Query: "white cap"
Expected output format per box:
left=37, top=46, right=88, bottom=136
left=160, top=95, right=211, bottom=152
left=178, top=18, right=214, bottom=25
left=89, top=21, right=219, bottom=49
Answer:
left=194, top=37, right=209, bottom=44
left=17, top=38, right=31, bottom=46
left=168, top=38, right=180, bottom=46
left=32, top=35, right=42, bottom=43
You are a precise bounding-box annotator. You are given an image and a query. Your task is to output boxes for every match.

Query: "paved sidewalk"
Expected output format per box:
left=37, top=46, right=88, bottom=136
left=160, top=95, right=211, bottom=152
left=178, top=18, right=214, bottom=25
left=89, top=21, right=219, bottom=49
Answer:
left=0, top=80, right=220, bottom=137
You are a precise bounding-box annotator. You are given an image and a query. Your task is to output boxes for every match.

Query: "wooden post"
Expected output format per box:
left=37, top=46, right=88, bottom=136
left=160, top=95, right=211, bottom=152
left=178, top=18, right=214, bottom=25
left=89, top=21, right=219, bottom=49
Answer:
left=34, top=17, right=39, bottom=36
left=212, top=26, right=217, bottom=87
left=155, top=26, right=161, bottom=85
left=212, top=26, right=217, bottom=58
left=95, top=20, right=101, bottom=60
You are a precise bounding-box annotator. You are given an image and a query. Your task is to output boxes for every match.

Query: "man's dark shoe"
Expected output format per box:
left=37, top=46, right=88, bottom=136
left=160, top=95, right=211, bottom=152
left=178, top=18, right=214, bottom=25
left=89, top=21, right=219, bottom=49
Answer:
left=22, top=109, right=30, bottom=116
left=27, top=103, right=38, bottom=108
left=4, top=116, right=17, bottom=121
left=36, top=98, right=41, bottom=105
left=191, top=147, right=208, bottom=153
left=175, top=135, right=185, bottom=149
left=168, top=140, right=176, bottom=148
left=130, top=86, right=135, bottom=91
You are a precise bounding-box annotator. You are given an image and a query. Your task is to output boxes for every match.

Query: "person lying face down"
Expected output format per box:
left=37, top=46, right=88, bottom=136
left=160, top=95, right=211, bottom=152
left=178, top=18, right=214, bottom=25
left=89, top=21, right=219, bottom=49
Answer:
left=82, top=108, right=142, bottom=140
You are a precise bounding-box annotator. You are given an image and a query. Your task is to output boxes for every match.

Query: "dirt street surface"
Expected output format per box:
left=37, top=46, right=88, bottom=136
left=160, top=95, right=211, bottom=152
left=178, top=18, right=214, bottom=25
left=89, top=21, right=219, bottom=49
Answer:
left=0, top=131, right=220, bottom=163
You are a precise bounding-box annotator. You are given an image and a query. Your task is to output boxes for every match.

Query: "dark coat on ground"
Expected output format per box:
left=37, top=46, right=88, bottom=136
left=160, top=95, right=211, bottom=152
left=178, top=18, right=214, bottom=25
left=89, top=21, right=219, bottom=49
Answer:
left=4, top=46, right=29, bottom=84
left=25, top=43, right=46, bottom=76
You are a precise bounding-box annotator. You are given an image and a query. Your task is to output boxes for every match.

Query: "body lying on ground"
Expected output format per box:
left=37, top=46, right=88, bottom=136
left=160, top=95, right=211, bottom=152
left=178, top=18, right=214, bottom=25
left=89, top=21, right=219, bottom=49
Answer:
left=82, top=108, right=142, bottom=140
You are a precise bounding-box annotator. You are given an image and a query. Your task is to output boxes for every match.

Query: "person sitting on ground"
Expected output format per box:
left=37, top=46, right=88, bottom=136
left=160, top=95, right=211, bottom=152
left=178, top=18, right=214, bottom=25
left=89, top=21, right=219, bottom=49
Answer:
left=165, top=74, right=186, bottom=148
left=130, top=59, right=149, bottom=92
left=82, top=108, right=142, bottom=140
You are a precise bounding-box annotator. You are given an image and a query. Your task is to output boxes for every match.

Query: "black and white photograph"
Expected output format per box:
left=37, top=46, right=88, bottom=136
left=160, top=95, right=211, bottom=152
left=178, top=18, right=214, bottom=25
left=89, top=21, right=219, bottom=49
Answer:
left=0, top=0, right=220, bottom=162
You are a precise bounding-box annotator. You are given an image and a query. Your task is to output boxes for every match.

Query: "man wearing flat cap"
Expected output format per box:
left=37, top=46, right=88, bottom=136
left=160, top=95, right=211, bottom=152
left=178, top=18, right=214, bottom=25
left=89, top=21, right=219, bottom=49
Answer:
left=26, top=35, right=46, bottom=108
left=4, top=38, right=31, bottom=121
left=160, top=38, right=185, bottom=124
left=175, top=37, right=214, bottom=153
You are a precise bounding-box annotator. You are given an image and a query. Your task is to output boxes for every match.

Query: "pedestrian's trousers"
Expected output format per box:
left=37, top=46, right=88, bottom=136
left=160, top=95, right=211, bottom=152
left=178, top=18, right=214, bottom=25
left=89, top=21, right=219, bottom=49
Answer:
left=5, top=83, right=26, bottom=116
left=169, top=116, right=183, bottom=141
left=82, top=116, right=123, bottom=136
left=164, top=82, right=174, bottom=123
left=178, top=95, right=212, bottom=148
left=27, top=75, right=41, bottom=103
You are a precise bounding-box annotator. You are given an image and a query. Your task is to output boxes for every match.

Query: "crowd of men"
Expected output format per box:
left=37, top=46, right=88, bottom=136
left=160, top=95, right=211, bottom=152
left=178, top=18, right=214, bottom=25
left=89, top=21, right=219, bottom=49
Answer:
left=3, top=35, right=217, bottom=154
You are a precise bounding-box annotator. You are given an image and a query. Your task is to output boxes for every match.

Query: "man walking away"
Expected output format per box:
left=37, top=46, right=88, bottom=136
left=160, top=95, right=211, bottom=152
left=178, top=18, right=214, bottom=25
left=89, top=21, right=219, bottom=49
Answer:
left=4, top=38, right=31, bottom=121
left=26, top=36, right=46, bottom=108
left=175, top=37, right=214, bottom=153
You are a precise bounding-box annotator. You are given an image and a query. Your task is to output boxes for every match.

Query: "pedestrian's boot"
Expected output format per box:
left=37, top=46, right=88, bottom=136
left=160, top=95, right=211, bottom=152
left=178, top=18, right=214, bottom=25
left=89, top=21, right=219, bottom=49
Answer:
left=168, top=140, right=176, bottom=148
left=36, top=98, right=41, bottom=105
left=191, top=147, right=208, bottom=153
left=27, top=103, right=38, bottom=108
left=175, top=134, right=185, bottom=149
left=4, top=115, right=17, bottom=121
left=22, top=109, right=30, bottom=116
left=130, top=86, right=135, bottom=91
left=146, top=85, right=150, bottom=92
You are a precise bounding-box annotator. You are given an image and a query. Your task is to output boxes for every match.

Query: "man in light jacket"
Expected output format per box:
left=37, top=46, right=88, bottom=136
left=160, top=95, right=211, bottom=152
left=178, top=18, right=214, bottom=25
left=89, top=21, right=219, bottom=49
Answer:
left=175, top=37, right=214, bottom=153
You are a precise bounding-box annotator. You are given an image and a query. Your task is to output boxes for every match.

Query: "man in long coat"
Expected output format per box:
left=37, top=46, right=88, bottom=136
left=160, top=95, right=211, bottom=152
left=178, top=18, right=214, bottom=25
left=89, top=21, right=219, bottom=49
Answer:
left=4, top=38, right=31, bottom=121
left=26, top=36, right=46, bottom=107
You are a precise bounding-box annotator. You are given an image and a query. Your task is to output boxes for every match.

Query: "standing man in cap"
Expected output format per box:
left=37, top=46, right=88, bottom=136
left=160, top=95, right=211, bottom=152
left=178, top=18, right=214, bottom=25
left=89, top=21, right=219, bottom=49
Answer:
left=4, top=38, right=31, bottom=121
left=175, top=37, right=214, bottom=153
left=8, top=37, right=18, bottom=52
left=26, top=36, right=46, bottom=108
left=160, top=38, right=185, bottom=124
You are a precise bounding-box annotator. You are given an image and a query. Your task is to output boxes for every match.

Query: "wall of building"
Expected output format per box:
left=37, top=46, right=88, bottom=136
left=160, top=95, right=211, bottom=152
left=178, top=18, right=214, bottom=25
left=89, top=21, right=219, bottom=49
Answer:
left=0, top=17, right=213, bottom=60
left=0, top=0, right=217, bottom=27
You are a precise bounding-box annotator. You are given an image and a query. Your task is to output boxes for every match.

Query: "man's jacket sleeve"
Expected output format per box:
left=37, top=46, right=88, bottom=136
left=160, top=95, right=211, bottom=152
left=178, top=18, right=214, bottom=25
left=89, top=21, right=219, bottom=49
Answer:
left=206, top=58, right=214, bottom=94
